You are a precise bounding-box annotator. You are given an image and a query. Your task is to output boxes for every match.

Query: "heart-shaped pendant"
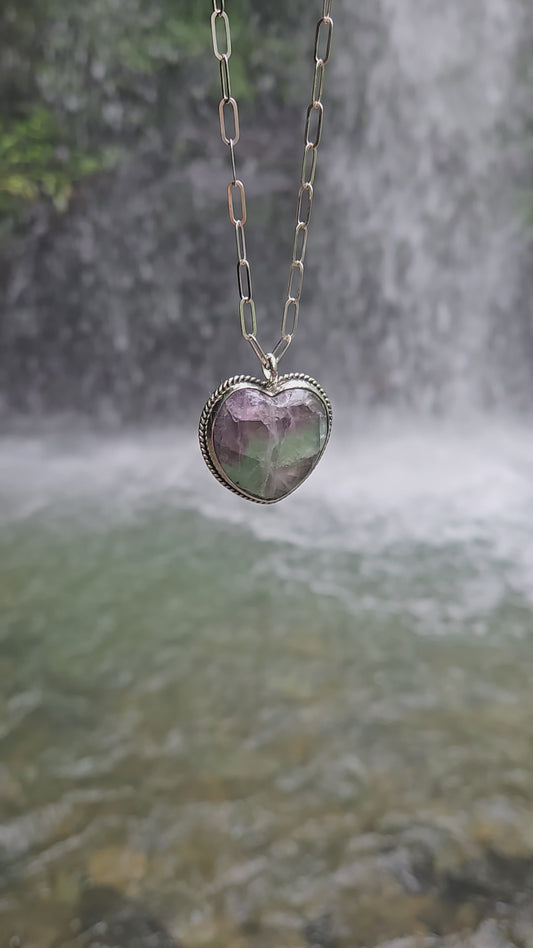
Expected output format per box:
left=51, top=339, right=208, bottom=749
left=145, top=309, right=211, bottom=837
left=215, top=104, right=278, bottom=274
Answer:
left=199, top=373, right=332, bottom=503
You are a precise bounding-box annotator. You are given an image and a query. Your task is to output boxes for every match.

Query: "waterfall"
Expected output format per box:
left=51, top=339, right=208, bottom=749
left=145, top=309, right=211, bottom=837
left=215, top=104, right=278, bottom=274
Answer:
left=311, top=0, right=533, bottom=412
left=3, top=13, right=533, bottom=941
left=0, top=0, right=531, bottom=420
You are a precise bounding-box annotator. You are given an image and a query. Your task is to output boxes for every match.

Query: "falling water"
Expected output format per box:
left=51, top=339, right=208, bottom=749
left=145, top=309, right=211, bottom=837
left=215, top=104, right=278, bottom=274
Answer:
left=311, top=0, right=533, bottom=411
left=0, top=0, right=531, bottom=417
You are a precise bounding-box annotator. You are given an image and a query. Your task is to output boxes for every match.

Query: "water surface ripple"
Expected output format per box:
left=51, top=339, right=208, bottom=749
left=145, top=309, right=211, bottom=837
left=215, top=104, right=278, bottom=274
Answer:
left=1, top=421, right=532, bottom=947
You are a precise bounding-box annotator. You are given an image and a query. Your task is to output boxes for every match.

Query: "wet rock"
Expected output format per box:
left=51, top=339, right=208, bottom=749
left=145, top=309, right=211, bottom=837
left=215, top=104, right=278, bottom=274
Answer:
left=0, top=764, right=24, bottom=810
left=374, top=920, right=515, bottom=948
left=87, top=846, right=147, bottom=892
left=373, top=818, right=533, bottom=917
left=469, top=919, right=515, bottom=948
left=442, top=851, right=533, bottom=905
left=509, top=902, right=533, bottom=947
left=469, top=799, right=533, bottom=861
left=175, top=915, right=248, bottom=948
left=304, top=913, right=339, bottom=948
left=380, top=822, right=464, bottom=895
left=373, top=939, right=435, bottom=948
left=53, top=885, right=179, bottom=948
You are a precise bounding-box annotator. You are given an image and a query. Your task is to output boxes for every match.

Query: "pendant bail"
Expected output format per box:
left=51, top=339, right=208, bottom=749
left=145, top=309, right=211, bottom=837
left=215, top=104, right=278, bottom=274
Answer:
left=262, top=352, right=278, bottom=384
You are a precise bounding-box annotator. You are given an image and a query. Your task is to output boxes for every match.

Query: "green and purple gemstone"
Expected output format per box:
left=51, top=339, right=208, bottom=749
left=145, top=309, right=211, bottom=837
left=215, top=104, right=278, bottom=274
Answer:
left=199, top=375, right=332, bottom=503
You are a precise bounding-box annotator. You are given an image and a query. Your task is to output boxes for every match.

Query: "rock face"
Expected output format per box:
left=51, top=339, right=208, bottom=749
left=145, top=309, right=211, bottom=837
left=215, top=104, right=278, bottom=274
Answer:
left=211, top=385, right=329, bottom=501
left=1, top=0, right=532, bottom=420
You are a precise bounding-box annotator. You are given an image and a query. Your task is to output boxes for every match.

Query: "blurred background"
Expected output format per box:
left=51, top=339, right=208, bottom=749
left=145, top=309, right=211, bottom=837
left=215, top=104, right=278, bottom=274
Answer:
left=1, top=1, right=533, bottom=946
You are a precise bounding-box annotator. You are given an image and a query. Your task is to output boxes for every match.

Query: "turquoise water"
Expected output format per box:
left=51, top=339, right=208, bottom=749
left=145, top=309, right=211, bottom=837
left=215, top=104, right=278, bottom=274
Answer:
left=1, top=422, right=533, bottom=947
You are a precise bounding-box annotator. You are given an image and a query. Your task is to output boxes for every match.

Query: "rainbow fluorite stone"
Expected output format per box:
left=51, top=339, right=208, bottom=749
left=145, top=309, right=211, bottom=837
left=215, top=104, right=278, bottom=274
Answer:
left=211, top=385, right=329, bottom=502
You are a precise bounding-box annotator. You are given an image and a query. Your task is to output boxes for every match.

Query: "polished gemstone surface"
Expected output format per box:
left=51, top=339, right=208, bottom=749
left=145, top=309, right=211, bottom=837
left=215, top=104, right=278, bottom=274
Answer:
left=212, top=386, right=329, bottom=501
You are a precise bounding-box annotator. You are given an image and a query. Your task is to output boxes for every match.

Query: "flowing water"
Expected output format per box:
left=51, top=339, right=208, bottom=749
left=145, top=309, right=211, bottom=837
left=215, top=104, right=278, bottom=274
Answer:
left=2, top=0, right=531, bottom=416
left=1, top=420, right=533, bottom=947
left=1, top=0, right=533, bottom=946
left=318, top=0, right=533, bottom=411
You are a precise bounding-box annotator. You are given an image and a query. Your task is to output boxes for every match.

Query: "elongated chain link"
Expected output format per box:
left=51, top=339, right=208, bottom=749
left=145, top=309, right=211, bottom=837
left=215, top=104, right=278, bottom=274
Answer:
left=210, top=1, right=334, bottom=370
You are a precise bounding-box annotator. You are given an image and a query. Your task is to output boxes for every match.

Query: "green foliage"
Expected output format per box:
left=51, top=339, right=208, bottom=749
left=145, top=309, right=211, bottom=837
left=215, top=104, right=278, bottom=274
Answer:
left=0, top=107, right=106, bottom=217
left=0, top=0, right=309, bottom=230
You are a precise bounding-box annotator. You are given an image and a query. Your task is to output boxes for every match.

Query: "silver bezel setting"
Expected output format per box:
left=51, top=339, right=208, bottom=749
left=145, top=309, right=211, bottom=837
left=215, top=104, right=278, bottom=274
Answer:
left=198, top=373, right=333, bottom=504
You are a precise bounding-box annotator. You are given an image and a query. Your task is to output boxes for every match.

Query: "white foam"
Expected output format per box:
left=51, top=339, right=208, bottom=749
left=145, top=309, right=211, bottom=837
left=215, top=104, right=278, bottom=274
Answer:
left=2, top=418, right=533, bottom=627
left=1, top=417, right=532, bottom=553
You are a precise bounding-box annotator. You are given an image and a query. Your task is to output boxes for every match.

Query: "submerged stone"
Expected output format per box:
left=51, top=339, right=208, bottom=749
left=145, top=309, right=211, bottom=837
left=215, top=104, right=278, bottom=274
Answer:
left=212, top=385, right=329, bottom=501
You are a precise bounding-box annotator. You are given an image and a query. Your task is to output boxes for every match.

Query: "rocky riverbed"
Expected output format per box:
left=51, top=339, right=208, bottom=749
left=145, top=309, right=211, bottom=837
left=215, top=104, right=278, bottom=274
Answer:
left=1, top=425, right=533, bottom=947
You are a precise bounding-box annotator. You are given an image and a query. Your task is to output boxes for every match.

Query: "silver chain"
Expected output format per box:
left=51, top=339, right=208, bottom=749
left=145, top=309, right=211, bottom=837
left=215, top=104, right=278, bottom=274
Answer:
left=210, top=1, right=334, bottom=372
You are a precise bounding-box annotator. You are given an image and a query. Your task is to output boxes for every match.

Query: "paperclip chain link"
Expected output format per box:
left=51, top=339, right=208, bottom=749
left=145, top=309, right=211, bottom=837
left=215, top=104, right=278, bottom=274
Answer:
left=209, top=1, right=334, bottom=369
